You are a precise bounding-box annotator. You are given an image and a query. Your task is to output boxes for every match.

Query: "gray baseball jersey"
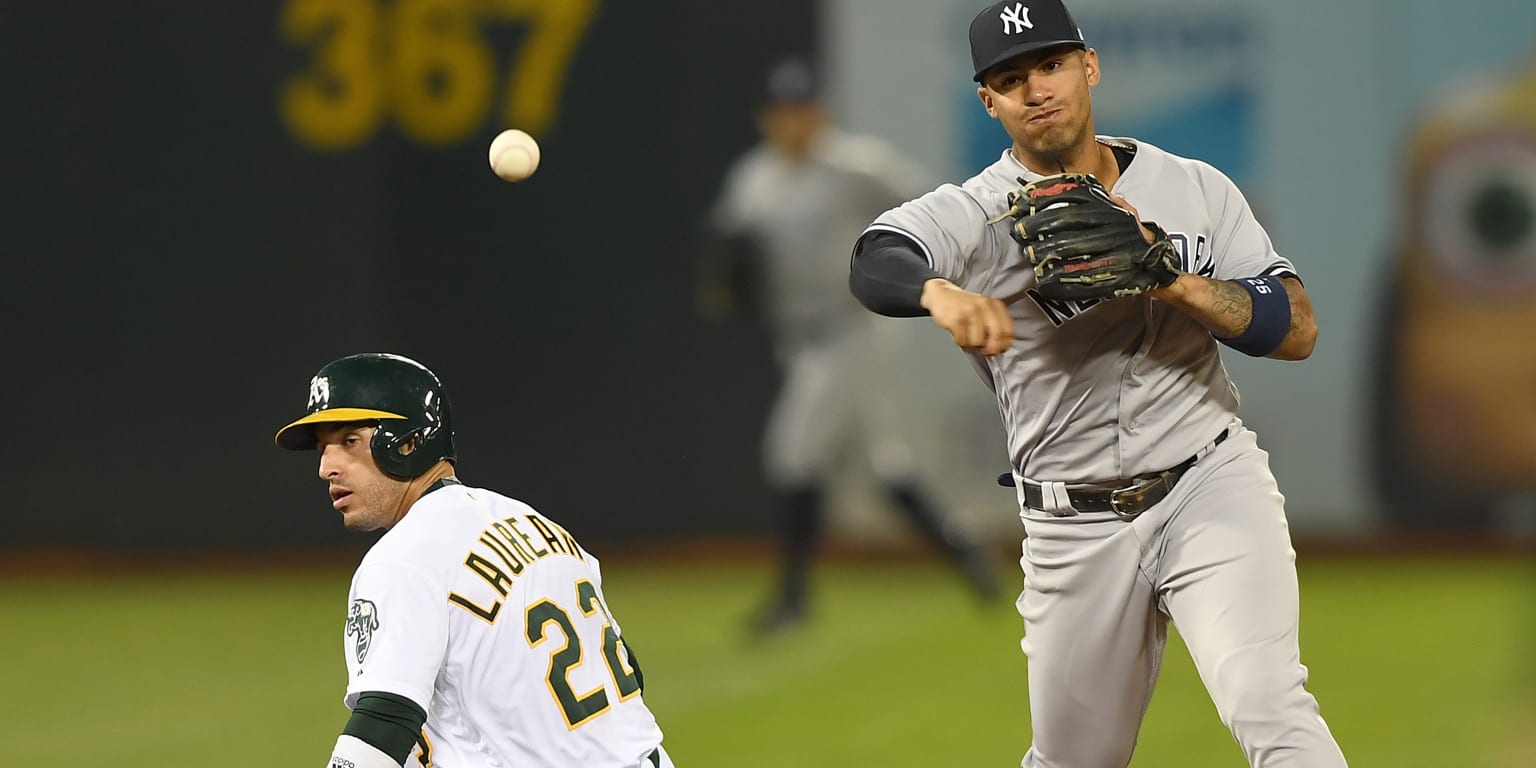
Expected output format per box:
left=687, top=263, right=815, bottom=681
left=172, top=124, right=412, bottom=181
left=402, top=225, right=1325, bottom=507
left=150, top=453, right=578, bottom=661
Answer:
left=714, top=129, right=923, bottom=351
left=867, top=138, right=1295, bottom=486
left=713, top=130, right=927, bottom=486
left=862, top=138, right=1347, bottom=766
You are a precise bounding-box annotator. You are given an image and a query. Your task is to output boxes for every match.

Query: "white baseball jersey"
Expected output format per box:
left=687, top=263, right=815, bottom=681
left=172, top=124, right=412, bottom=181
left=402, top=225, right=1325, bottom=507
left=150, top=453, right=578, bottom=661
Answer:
left=865, top=138, right=1297, bottom=485
left=341, top=482, right=665, bottom=767
left=713, top=129, right=924, bottom=351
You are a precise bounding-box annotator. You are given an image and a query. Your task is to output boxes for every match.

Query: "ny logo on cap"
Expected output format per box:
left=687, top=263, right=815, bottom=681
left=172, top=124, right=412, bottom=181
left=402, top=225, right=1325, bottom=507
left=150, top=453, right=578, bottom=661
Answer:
left=308, top=375, right=331, bottom=409
left=999, top=3, right=1034, bottom=34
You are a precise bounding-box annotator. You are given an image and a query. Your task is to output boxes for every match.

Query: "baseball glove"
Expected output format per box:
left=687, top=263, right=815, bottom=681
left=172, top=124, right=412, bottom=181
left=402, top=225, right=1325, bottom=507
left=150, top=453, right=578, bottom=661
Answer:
left=993, top=173, right=1181, bottom=302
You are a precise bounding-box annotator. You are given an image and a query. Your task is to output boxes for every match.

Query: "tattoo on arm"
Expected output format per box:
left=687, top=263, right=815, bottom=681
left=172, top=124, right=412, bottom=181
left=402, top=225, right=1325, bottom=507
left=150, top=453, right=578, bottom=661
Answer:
left=1282, top=277, right=1306, bottom=339
left=1208, top=279, right=1253, bottom=338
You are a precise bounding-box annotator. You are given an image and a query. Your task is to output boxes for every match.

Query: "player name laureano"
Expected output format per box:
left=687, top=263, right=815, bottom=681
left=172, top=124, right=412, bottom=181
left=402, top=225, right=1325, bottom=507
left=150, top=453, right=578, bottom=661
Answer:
left=446, top=512, right=584, bottom=623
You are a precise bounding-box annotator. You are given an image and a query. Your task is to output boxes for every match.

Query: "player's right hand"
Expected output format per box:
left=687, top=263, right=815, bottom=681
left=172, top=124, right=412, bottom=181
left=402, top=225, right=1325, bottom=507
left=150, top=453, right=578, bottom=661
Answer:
left=920, top=278, right=1014, bottom=356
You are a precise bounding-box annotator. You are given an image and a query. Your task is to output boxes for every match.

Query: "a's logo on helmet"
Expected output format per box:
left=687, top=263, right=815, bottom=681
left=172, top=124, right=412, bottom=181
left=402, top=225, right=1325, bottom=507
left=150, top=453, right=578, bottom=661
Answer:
left=308, top=376, right=332, bottom=410
left=345, top=598, right=380, bottom=664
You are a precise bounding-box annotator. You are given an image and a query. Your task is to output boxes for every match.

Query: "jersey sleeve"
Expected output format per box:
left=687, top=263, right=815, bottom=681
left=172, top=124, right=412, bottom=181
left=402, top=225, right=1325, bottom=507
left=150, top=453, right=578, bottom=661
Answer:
left=341, top=560, right=450, bottom=713
left=583, top=549, right=603, bottom=588
left=863, top=185, right=995, bottom=289
left=1201, top=164, right=1298, bottom=281
left=852, top=137, right=928, bottom=210
left=580, top=551, right=624, bottom=635
left=709, top=155, right=756, bottom=236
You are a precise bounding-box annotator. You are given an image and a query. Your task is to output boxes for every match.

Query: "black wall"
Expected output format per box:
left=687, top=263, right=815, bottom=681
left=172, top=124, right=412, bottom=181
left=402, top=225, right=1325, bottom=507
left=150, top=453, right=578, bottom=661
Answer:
left=2, top=1, right=817, bottom=550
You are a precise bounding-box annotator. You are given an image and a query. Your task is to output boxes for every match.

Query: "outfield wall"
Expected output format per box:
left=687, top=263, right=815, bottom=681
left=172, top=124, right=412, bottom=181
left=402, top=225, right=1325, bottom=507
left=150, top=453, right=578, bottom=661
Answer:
left=4, top=1, right=1533, bottom=551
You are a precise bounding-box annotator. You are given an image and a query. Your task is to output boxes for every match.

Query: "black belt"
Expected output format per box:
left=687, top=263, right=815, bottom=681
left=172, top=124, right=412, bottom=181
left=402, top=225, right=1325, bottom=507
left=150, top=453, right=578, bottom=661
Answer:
left=1001, top=429, right=1229, bottom=519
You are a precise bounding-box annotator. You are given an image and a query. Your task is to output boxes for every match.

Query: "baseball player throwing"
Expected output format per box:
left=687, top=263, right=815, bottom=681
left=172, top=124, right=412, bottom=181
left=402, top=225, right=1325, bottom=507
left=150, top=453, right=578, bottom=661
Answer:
left=848, top=2, right=1348, bottom=765
left=274, top=353, right=674, bottom=768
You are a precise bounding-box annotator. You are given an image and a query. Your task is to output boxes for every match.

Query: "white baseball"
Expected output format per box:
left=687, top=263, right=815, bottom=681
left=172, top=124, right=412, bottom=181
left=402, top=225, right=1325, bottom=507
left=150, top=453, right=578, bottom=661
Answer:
left=488, top=129, right=540, bottom=182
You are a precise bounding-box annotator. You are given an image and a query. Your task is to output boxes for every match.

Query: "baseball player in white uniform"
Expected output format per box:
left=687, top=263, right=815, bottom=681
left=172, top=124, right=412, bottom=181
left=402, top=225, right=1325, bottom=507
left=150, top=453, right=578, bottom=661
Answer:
left=274, top=353, right=674, bottom=768
left=702, top=57, right=999, bottom=636
left=848, top=2, right=1348, bottom=766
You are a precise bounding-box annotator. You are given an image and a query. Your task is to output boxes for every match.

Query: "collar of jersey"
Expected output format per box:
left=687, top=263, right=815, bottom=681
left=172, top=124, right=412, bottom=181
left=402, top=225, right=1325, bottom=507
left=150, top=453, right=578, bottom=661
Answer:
left=423, top=477, right=462, bottom=497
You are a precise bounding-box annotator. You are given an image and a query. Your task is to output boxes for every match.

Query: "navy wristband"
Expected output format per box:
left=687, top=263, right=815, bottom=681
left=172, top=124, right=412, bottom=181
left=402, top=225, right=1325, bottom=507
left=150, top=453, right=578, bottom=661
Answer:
left=1218, top=276, right=1291, bottom=357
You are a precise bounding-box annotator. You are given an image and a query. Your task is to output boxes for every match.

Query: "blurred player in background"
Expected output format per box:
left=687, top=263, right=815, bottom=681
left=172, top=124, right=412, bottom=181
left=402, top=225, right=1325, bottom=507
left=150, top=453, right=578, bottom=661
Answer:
left=275, top=353, right=675, bottom=768
left=700, top=57, right=1000, bottom=638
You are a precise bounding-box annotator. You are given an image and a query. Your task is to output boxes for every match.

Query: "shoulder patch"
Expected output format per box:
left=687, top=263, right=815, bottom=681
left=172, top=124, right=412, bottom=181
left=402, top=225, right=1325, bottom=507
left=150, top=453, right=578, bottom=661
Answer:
left=346, top=598, right=380, bottom=664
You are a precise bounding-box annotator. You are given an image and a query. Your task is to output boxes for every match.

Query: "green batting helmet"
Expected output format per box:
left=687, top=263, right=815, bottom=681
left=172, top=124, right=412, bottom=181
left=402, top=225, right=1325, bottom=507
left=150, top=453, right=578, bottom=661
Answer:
left=274, top=353, right=456, bottom=479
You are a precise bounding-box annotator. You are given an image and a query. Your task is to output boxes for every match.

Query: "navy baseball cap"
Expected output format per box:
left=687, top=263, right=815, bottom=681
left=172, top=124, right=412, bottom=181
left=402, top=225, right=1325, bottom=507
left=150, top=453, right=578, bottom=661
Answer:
left=969, top=0, right=1086, bottom=82
left=763, top=57, right=820, bottom=104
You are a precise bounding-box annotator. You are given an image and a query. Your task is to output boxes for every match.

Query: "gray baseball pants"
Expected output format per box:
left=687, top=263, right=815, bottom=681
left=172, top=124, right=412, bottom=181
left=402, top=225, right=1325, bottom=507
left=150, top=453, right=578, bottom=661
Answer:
left=1017, top=427, right=1347, bottom=767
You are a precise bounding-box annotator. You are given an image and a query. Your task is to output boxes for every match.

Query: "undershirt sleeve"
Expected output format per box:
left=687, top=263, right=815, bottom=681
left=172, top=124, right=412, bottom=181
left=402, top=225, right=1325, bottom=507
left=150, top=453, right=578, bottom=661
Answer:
left=848, top=230, right=941, bottom=317
left=341, top=691, right=427, bottom=764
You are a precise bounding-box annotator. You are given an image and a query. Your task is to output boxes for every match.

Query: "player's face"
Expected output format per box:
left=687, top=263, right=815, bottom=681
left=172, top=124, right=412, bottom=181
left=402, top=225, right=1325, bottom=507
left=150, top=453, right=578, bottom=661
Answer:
left=314, top=423, right=411, bottom=532
left=759, top=101, right=825, bottom=159
left=978, top=47, right=1099, bottom=159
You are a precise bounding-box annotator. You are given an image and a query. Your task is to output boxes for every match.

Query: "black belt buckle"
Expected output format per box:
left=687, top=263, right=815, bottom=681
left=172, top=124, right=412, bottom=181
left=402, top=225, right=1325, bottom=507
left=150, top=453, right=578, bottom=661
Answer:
left=1107, top=473, right=1173, bottom=520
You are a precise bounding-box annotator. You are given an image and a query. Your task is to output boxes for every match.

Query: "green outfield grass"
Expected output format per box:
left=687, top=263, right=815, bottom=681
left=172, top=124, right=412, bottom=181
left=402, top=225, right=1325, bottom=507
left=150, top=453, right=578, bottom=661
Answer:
left=1, top=555, right=1530, bottom=767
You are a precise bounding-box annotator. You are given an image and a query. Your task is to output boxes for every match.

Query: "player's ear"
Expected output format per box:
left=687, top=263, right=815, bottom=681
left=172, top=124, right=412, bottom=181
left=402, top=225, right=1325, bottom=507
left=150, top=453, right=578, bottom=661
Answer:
left=977, top=86, right=997, bottom=118
left=1083, top=49, right=1101, bottom=87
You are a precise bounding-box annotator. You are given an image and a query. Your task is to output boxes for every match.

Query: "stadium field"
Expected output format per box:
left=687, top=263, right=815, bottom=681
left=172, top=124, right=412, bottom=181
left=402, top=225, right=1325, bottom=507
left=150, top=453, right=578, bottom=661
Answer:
left=1, top=554, right=1530, bottom=767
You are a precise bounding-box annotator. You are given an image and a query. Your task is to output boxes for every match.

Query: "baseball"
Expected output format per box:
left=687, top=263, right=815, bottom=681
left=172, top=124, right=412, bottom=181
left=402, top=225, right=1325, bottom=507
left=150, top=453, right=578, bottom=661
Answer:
left=488, top=129, right=540, bottom=182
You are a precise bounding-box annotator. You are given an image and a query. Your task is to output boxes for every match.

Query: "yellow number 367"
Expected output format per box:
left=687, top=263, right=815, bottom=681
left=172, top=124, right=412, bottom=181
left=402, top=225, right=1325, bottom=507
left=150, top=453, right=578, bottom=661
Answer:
left=279, top=0, right=597, bottom=151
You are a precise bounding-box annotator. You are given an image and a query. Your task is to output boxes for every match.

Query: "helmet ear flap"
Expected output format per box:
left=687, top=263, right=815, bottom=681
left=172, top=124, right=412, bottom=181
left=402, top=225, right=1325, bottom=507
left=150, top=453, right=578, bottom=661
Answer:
left=370, top=422, right=429, bottom=479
